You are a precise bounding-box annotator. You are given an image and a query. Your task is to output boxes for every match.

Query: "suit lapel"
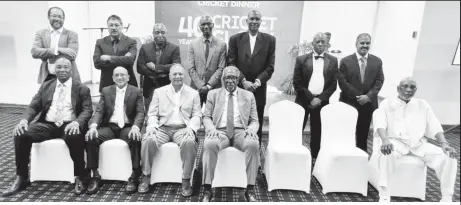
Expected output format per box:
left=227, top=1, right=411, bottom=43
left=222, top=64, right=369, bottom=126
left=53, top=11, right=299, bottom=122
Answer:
left=363, top=56, right=373, bottom=86
left=109, top=85, right=116, bottom=113
left=166, top=85, right=176, bottom=105
left=46, top=80, right=58, bottom=105
left=196, top=38, right=206, bottom=64
left=124, top=85, right=132, bottom=112
left=206, top=38, right=216, bottom=68
left=237, top=89, right=246, bottom=121
left=58, top=29, right=68, bottom=48
left=305, top=53, right=313, bottom=78
left=323, top=55, right=330, bottom=80
left=44, top=28, right=52, bottom=48
left=179, top=86, right=188, bottom=107
left=215, top=88, right=226, bottom=123
left=242, top=32, right=251, bottom=58
left=351, top=54, right=363, bottom=82
left=71, top=81, right=78, bottom=110
left=251, top=34, right=263, bottom=58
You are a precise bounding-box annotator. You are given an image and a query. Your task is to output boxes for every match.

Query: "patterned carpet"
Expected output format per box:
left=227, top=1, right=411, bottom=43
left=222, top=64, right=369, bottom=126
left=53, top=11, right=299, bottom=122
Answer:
left=0, top=106, right=459, bottom=202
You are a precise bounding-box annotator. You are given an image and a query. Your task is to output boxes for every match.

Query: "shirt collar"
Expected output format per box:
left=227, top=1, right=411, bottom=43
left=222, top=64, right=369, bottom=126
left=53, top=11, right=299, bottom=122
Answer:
left=224, top=88, right=238, bottom=96
left=50, top=26, right=64, bottom=34
left=111, top=34, right=123, bottom=43
left=155, top=41, right=167, bottom=50
left=56, top=78, right=72, bottom=88
left=356, top=52, right=368, bottom=60
left=313, top=51, right=324, bottom=57
left=170, top=83, right=184, bottom=94
left=249, top=32, right=258, bottom=39
left=116, top=85, right=128, bottom=93
left=202, top=36, right=213, bottom=44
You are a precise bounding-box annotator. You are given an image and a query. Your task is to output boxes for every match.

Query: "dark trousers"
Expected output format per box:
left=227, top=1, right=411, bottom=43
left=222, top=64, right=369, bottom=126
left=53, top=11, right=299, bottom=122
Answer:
left=354, top=103, right=374, bottom=153
left=44, top=74, right=57, bottom=82
left=256, top=103, right=265, bottom=146
left=301, top=102, right=327, bottom=159
left=14, top=121, right=86, bottom=177
left=86, top=123, right=141, bottom=177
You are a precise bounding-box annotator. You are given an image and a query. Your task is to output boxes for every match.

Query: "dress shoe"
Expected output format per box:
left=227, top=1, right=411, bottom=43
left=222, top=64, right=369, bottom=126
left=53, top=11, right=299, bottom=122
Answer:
left=244, top=189, right=257, bottom=202
left=125, top=177, right=138, bottom=194
left=86, top=176, right=101, bottom=195
left=1, top=176, right=30, bottom=197
left=74, top=176, right=86, bottom=195
left=201, top=190, right=213, bottom=202
left=181, top=179, right=193, bottom=197
left=137, top=174, right=150, bottom=193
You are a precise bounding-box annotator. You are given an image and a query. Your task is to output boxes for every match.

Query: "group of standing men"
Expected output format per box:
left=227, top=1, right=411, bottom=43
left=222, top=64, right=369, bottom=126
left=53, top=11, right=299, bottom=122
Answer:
left=2, top=5, right=458, bottom=203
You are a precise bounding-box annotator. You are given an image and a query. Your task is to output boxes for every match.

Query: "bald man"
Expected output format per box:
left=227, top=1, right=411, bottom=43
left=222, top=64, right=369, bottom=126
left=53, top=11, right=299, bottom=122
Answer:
left=188, top=16, right=227, bottom=106
left=139, top=64, right=201, bottom=196
left=371, top=77, right=458, bottom=202
left=3, top=57, right=92, bottom=197
left=137, top=23, right=181, bottom=110
left=85, top=66, right=145, bottom=195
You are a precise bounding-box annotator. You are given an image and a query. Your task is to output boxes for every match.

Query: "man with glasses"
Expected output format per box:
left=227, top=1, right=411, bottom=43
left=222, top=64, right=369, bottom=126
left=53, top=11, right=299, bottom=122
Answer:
left=338, top=33, right=385, bottom=153
left=93, top=15, right=138, bottom=92
left=85, top=66, right=145, bottom=195
left=32, top=7, right=81, bottom=84
left=228, top=10, right=276, bottom=148
left=188, top=15, right=227, bottom=106
left=372, top=77, right=458, bottom=202
left=137, top=23, right=181, bottom=110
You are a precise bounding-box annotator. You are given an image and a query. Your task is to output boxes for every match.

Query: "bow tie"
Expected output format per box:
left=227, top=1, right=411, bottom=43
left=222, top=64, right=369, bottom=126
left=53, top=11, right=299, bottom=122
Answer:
left=314, top=56, right=324, bottom=60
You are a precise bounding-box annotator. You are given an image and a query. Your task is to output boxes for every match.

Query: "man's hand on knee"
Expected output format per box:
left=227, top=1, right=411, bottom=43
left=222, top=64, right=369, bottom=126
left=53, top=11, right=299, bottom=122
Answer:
left=442, top=143, right=458, bottom=159
left=244, top=129, right=258, bottom=141
left=380, top=139, right=394, bottom=155
left=129, top=126, right=142, bottom=141
left=13, top=119, right=28, bottom=137
left=85, top=126, right=98, bottom=141
left=65, top=121, right=80, bottom=136
left=206, top=128, right=220, bottom=139
left=145, top=126, right=158, bottom=137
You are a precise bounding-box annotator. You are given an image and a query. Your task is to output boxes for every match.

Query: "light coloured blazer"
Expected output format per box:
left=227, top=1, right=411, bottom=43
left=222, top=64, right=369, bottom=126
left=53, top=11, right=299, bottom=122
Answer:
left=188, top=36, right=227, bottom=89
left=147, top=84, right=202, bottom=132
left=31, top=27, right=80, bottom=84
left=203, top=87, right=259, bottom=133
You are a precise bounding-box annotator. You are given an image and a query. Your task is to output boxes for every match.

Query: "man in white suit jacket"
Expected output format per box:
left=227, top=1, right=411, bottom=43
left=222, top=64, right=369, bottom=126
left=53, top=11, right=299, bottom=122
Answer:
left=31, top=7, right=80, bottom=84
left=188, top=16, right=227, bottom=105
left=139, top=64, right=202, bottom=196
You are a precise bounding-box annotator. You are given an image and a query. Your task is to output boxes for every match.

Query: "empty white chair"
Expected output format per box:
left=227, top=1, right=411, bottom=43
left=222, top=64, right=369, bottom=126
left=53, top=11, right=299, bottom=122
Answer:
left=368, top=110, right=427, bottom=201
left=212, top=147, right=247, bottom=188
left=98, top=139, right=132, bottom=181
left=313, top=102, right=368, bottom=196
left=150, top=142, right=195, bottom=185
left=30, top=139, right=75, bottom=183
left=264, top=100, right=311, bottom=193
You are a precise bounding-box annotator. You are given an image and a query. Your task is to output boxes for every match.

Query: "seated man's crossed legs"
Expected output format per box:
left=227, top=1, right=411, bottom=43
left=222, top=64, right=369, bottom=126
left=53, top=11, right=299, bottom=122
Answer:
left=201, top=128, right=260, bottom=202
left=85, top=124, right=142, bottom=195
left=139, top=125, right=197, bottom=196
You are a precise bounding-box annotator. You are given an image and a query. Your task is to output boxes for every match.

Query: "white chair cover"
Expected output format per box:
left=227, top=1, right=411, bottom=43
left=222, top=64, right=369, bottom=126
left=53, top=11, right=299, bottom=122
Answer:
left=313, top=102, right=368, bottom=196
left=264, top=100, right=311, bottom=193
left=30, top=139, right=75, bottom=183
left=368, top=109, right=427, bottom=200
left=212, top=147, right=247, bottom=188
left=150, top=142, right=195, bottom=185
left=99, top=139, right=132, bottom=181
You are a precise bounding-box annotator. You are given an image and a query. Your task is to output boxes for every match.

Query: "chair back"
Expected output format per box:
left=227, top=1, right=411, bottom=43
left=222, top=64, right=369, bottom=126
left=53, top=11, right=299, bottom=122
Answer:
left=320, top=102, right=358, bottom=148
left=268, top=100, right=305, bottom=147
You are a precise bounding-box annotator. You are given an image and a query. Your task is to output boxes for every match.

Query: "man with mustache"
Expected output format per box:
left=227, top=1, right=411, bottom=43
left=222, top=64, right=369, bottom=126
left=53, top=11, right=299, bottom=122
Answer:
left=338, top=33, right=385, bottom=153
left=188, top=16, right=227, bottom=106
left=293, top=32, right=338, bottom=159
left=138, top=64, right=201, bottom=196
left=2, top=57, right=92, bottom=197
left=372, top=77, right=458, bottom=202
left=85, top=66, right=145, bottom=195
left=201, top=66, right=260, bottom=202
left=32, top=7, right=81, bottom=84
left=94, top=15, right=138, bottom=93
left=137, top=23, right=181, bottom=110
left=228, top=10, right=276, bottom=148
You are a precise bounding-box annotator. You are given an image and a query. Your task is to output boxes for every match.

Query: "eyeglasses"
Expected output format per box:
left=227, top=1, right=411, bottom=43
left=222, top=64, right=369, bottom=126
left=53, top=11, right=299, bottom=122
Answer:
left=399, top=85, right=417, bottom=90
left=224, top=76, right=238, bottom=80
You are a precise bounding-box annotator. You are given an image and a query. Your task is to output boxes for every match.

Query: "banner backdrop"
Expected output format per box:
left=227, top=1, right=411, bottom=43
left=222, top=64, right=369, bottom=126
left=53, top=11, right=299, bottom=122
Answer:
left=155, top=1, right=304, bottom=88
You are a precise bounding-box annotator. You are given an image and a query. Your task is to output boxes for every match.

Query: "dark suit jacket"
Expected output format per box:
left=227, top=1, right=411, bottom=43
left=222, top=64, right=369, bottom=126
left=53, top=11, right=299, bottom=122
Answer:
left=31, top=28, right=81, bottom=84
left=338, top=53, right=384, bottom=109
left=228, top=31, right=276, bottom=105
left=93, top=34, right=138, bottom=92
left=90, top=84, right=145, bottom=128
left=23, top=79, right=93, bottom=131
left=137, top=41, right=181, bottom=98
left=293, top=52, right=338, bottom=106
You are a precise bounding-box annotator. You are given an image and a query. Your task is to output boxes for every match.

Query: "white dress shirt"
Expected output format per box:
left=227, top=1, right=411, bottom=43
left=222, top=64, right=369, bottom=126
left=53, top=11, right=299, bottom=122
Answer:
left=164, top=84, right=186, bottom=126
left=46, top=78, right=76, bottom=122
left=109, top=85, right=130, bottom=125
left=309, top=52, right=325, bottom=95
left=249, top=33, right=258, bottom=55
left=374, top=97, right=444, bottom=156
left=48, top=26, right=64, bottom=74
left=218, top=89, right=244, bottom=129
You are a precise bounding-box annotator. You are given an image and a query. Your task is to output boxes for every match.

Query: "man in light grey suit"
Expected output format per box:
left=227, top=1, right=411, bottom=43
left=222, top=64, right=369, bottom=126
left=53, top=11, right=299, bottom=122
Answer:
left=201, top=66, right=260, bottom=202
left=188, top=16, right=227, bottom=106
left=138, top=64, right=201, bottom=196
left=32, top=7, right=80, bottom=84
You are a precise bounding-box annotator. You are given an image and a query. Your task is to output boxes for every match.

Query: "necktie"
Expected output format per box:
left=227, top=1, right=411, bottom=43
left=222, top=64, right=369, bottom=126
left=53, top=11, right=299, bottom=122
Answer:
left=226, top=92, right=234, bottom=139
left=314, top=55, right=324, bottom=60
left=112, top=39, right=119, bottom=53
left=360, top=57, right=367, bottom=83
left=117, top=89, right=125, bottom=128
left=55, top=84, right=65, bottom=127
left=205, top=39, right=210, bottom=62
